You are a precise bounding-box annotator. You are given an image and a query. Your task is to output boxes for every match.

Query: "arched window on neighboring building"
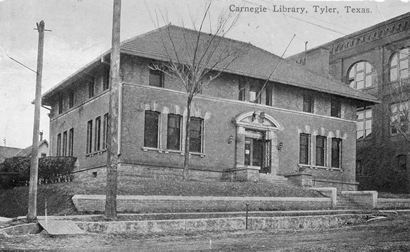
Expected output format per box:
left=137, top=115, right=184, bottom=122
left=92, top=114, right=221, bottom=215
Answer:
left=348, top=61, right=375, bottom=89
left=390, top=48, right=410, bottom=82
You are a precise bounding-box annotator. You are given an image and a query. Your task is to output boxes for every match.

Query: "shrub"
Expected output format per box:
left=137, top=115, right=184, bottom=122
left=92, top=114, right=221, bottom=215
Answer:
left=1, top=156, right=77, bottom=188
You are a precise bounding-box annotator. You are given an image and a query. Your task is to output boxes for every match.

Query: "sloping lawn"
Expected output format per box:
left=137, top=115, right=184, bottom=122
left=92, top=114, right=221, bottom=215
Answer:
left=0, top=177, right=322, bottom=217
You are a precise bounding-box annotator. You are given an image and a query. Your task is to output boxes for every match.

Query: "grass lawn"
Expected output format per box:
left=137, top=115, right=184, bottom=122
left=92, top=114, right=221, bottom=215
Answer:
left=0, top=177, right=322, bottom=218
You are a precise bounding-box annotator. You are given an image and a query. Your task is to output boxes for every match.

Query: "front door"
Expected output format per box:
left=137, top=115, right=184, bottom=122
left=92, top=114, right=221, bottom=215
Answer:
left=244, top=131, right=271, bottom=173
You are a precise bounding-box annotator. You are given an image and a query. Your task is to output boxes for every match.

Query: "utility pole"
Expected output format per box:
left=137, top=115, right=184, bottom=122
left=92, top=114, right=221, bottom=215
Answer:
left=105, top=0, right=121, bottom=220
left=27, top=20, right=45, bottom=222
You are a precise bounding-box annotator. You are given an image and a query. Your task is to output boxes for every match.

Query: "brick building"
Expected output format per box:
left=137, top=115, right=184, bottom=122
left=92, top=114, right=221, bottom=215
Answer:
left=289, top=12, right=410, bottom=192
left=41, top=25, right=377, bottom=190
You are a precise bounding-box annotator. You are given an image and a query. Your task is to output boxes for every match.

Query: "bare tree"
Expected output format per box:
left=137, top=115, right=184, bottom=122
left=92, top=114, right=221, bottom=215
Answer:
left=151, top=2, right=247, bottom=180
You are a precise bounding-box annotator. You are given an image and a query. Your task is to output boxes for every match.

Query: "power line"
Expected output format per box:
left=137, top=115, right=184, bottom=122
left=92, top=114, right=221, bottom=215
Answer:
left=6, top=55, right=37, bottom=74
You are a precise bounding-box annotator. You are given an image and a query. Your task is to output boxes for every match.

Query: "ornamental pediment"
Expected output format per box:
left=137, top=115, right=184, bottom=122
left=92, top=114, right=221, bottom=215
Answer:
left=234, top=111, right=283, bottom=131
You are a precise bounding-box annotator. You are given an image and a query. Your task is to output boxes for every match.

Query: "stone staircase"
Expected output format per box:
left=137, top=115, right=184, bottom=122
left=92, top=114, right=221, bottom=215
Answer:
left=335, top=194, right=362, bottom=209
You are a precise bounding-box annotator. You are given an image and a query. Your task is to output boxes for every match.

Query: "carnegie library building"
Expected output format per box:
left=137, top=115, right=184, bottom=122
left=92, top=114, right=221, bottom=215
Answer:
left=289, top=12, right=410, bottom=192
left=41, top=25, right=378, bottom=190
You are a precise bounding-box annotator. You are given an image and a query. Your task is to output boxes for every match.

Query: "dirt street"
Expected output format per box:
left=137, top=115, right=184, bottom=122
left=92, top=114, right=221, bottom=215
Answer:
left=1, top=214, right=409, bottom=251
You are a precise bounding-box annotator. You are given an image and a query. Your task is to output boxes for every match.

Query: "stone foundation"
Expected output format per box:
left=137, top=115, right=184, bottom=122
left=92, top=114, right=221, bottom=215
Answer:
left=73, top=162, right=224, bottom=183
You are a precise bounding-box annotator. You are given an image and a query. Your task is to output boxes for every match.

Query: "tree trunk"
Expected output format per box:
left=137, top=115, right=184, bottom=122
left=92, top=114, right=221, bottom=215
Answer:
left=183, top=95, right=193, bottom=180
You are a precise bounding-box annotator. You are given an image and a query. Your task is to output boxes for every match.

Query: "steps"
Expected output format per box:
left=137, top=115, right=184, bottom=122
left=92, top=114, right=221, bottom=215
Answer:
left=335, top=194, right=362, bottom=209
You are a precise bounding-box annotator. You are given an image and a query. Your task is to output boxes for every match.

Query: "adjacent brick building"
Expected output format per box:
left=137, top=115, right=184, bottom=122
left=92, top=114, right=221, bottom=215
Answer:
left=289, top=12, right=410, bottom=192
left=42, top=25, right=377, bottom=190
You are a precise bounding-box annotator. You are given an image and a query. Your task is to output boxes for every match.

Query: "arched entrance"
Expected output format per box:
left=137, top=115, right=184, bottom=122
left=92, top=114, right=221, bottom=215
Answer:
left=233, top=111, right=283, bottom=181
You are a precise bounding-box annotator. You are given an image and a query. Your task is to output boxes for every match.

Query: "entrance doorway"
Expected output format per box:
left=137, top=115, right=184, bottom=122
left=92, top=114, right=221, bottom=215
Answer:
left=244, top=130, right=271, bottom=173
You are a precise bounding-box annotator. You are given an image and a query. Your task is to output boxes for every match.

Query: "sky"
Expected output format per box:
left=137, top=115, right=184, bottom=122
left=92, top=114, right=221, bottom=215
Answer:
left=0, top=0, right=409, bottom=148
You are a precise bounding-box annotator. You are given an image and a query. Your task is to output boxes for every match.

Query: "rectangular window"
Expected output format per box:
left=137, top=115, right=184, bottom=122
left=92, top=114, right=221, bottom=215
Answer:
left=144, top=111, right=160, bottom=148
left=149, top=69, right=164, bottom=87
left=331, top=138, right=342, bottom=168
left=238, top=83, right=246, bottom=101
left=103, top=69, right=110, bottom=90
left=356, top=107, right=372, bottom=139
left=58, top=94, right=63, bottom=114
left=86, top=120, right=93, bottom=154
left=88, top=79, right=95, bottom=98
left=167, top=114, right=182, bottom=150
left=303, top=94, right=314, bottom=113
left=68, top=128, right=74, bottom=156
left=94, top=116, right=101, bottom=151
left=266, top=85, right=272, bottom=106
left=189, top=117, right=203, bottom=153
left=299, top=133, right=310, bottom=165
left=103, top=113, right=109, bottom=149
left=56, top=133, right=61, bottom=156
left=316, top=136, right=327, bottom=166
left=249, top=85, right=261, bottom=104
left=62, top=131, right=67, bottom=156
left=390, top=101, right=409, bottom=135
left=68, top=91, right=74, bottom=108
left=331, top=98, right=341, bottom=118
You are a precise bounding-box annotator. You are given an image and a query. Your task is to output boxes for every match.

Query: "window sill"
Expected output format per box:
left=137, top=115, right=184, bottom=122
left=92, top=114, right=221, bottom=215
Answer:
left=141, top=147, right=205, bottom=157
left=189, top=152, right=206, bottom=158
left=142, top=147, right=163, bottom=153
left=164, top=149, right=183, bottom=155
left=298, top=164, right=342, bottom=172
left=85, top=149, right=107, bottom=157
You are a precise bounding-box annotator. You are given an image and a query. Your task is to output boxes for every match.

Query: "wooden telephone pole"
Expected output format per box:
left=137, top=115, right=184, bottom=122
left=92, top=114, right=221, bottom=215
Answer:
left=27, top=20, right=45, bottom=221
left=105, top=0, right=121, bottom=219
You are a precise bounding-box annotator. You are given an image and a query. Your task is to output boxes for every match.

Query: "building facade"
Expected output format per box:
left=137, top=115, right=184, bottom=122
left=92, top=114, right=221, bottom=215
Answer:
left=289, top=12, right=410, bottom=192
left=42, top=25, right=377, bottom=190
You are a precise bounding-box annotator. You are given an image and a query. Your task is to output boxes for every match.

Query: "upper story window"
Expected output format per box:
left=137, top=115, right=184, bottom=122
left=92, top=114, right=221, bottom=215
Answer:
left=58, top=94, right=63, bottom=114
left=149, top=69, right=164, bottom=87
left=348, top=61, right=375, bottom=89
left=144, top=110, right=160, bottom=148
left=331, top=97, right=341, bottom=118
left=303, top=94, right=314, bottom=113
left=249, top=85, right=261, bottom=104
left=390, top=48, right=409, bottom=82
left=189, top=117, right=204, bottom=153
left=103, top=68, right=110, bottom=90
left=356, top=107, right=372, bottom=139
left=390, top=101, right=409, bottom=135
left=265, top=84, right=273, bottom=106
left=238, top=82, right=246, bottom=101
left=88, top=79, right=95, bottom=98
left=68, top=91, right=74, bottom=109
